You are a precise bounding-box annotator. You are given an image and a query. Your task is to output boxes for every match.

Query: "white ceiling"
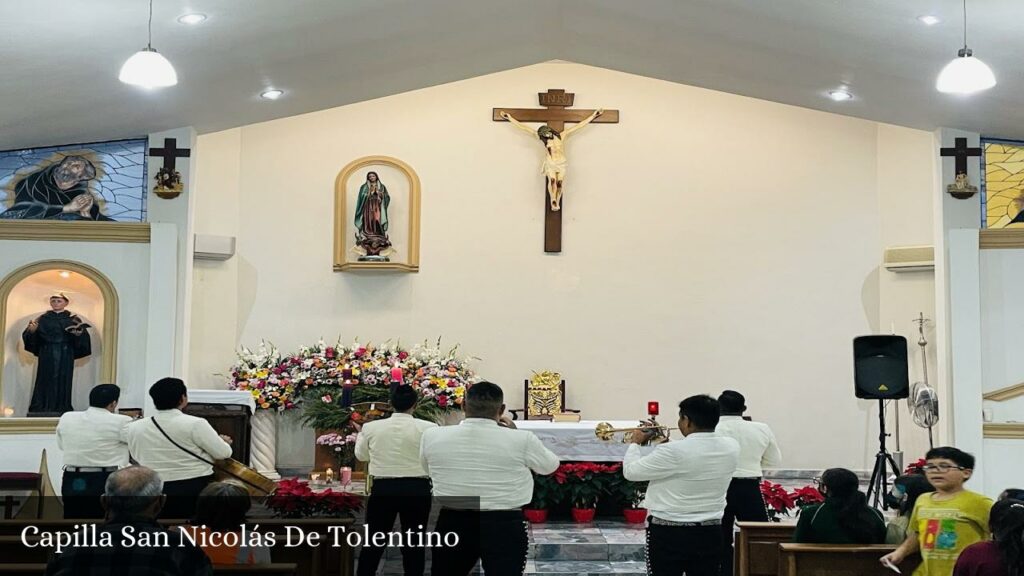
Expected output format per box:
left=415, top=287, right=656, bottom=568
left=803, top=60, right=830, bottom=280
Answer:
left=2, top=0, right=1022, bottom=151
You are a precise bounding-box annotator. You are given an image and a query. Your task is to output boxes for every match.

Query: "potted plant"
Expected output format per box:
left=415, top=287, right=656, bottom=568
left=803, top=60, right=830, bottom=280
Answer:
left=555, top=462, right=620, bottom=523
left=759, top=480, right=796, bottom=522
left=524, top=473, right=559, bottom=523
left=265, top=479, right=363, bottom=518
left=615, top=475, right=649, bottom=524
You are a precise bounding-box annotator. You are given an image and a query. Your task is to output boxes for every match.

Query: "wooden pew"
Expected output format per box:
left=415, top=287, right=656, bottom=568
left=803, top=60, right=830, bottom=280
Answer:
left=777, top=543, right=920, bottom=576
left=735, top=522, right=796, bottom=576
left=0, top=564, right=298, bottom=575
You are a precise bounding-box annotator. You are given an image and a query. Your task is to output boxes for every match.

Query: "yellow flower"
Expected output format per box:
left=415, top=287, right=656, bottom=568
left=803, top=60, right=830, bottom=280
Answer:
left=256, top=370, right=269, bottom=378
left=454, top=387, right=465, bottom=397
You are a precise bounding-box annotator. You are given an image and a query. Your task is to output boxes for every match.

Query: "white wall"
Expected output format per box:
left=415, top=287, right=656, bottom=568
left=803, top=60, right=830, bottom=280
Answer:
left=189, top=62, right=936, bottom=471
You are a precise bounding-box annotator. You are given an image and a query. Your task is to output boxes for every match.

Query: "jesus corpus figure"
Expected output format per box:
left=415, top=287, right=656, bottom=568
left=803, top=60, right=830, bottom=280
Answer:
left=500, top=109, right=603, bottom=211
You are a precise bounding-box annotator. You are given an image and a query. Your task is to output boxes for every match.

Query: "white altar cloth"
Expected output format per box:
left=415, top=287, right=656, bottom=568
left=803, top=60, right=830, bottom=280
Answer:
left=516, top=420, right=658, bottom=461
left=144, top=388, right=256, bottom=415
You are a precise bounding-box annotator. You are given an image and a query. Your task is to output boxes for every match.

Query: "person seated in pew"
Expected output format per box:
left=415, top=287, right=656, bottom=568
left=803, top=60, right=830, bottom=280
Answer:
left=176, top=482, right=271, bottom=566
left=999, top=488, right=1024, bottom=502
left=794, top=468, right=885, bottom=544
left=953, top=498, right=1024, bottom=576
left=881, top=446, right=993, bottom=576
left=45, top=466, right=212, bottom=576
left=885, top=474, right=935, bottom=544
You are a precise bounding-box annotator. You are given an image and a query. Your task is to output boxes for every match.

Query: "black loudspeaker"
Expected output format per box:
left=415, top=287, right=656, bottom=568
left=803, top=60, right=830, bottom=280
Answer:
left=853, top=335, right=909, bottom=399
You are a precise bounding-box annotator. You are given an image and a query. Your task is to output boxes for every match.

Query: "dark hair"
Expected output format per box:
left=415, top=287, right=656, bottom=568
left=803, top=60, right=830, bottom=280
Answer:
left=990, top=498, right=1024, bottom=576
left=718, top=390, right=746, bottom=414
left=820, top=468, right=883, bottom=543
left=465, top=381, right=503, bottom=418
left=191, top=482, right=251, bottom=531
left=89, top=384, right=121, bottom=408
left=149, top=377, right=187, bottom=410
left=894, top=474, right=934, bottom=516
left=366, top=171, right=379, bottom=181
left=1001, top=489, right=1024, bottom=502
left=391, top=385, right=419, bottom=412
left=925, top=446, right=975, bottom=470
left=678, top=395, right=720, bottom=430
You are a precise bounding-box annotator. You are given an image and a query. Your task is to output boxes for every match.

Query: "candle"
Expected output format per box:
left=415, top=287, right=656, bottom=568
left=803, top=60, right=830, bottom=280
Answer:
left=340, top=466, right=352, bottom=486
left=647, top=401, right=659, bottom=416
left=2, top=407, right=13, bottom=418
left=390, top=367, right=403, bottom=382
left=342, top=366, right=353, bottom=380
left=341, top=381, right=353, bottom=408
left=325, top=467, right=334, bottom=483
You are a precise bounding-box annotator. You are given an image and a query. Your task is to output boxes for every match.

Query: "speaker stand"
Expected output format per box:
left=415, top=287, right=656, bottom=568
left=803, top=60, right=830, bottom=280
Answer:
left=866, top=399, right=900, bottom=510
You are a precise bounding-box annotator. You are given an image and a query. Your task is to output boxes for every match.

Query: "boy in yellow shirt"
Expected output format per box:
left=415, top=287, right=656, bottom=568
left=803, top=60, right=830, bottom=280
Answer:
left=880, top=447, right=993, bottom=575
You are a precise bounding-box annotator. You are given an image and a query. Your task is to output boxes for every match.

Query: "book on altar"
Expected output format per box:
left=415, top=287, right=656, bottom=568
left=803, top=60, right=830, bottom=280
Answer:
left=551, top=412, right=581, bottom=423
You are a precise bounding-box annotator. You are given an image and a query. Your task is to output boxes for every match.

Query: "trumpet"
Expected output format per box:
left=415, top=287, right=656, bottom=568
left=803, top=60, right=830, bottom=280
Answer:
left=594, top=421, right=669, bottom=442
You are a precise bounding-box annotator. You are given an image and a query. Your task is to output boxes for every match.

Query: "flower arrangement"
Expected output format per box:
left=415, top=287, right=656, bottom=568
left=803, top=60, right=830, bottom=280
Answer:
left=228, top=338, right=479, bottom=413
left=265, top=479, right=363, bottom=518
left=226, top=342, right=298, bottom=411
left=315, top=432, right=359, bottom=468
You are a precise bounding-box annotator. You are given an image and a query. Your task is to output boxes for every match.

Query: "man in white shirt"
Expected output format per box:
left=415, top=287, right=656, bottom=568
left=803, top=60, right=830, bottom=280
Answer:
left=127, top=377, right=233, bottom=519
left=56, top=384, right=133, bottom=519
left=715, top=390, right=782, bottom=576
left=420, top=381, right=559, bottom=576
left=355, top=385, right=437, bottom=576
left=624, top=394, right=739, bottom=576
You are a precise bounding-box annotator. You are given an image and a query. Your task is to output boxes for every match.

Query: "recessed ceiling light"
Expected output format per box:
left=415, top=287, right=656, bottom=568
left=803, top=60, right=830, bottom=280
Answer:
left=58, top=271, right=70, bottom=278
left=917, top=15, right=941, bottom=26
left=178, top=13, right=207, bottom=25
left=828, top=89, right=853, bottom=102
left=261, top=89, right=284, bottom=100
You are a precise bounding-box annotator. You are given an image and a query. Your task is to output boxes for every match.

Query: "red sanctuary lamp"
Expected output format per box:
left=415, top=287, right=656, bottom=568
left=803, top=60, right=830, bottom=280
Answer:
left=647, top=401, right=659, bottom=417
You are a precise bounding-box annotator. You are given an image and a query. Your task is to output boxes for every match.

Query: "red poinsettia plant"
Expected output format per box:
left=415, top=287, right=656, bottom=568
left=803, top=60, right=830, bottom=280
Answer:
left=265, top=479, right=363, bottom=518
left=760, top=481, right=796, bottom=520
left=904, top=458, right=927, bottom=475
left=553, top=462, right=622, bottom=509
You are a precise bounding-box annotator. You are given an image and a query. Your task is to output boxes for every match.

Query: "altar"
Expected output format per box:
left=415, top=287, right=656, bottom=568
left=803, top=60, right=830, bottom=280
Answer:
left=516, top=420, right=659, bottom=461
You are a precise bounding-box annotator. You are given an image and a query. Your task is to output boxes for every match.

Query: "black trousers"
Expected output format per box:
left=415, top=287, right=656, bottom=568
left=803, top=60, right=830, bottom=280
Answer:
left=159, top=474, right=214, bottom=520
left=647, top=522, right=722, bottom=576
left=356, top=477, right=433, bottom=576
left=62, top=470, right=113, bottom=519
left=719, top=478, right=768, bottom=576
left=430, top=508, right=528, bottom=576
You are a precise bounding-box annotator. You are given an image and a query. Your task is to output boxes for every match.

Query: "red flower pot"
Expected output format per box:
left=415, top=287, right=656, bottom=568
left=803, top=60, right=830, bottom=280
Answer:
left=622, top=507, right=648, bottom=524
left=523, top=509, right=549, bottom=524
left=571, top=507, right=596, bottom=523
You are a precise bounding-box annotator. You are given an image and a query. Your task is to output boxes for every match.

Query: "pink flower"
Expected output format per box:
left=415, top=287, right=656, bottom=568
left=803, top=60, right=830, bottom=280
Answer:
left=355, top=347, right=367, bottom=357
left=398, top=351, right=409, bottom=360
left=438, top=395, right=448, bottom=407
left=325, top=347, right=335, bottom=358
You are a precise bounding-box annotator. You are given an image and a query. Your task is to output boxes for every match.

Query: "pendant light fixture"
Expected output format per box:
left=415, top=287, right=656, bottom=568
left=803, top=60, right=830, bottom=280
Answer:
left=936, top=0, right=995, bottom=94
left=119, top=0, right=178, bottom=88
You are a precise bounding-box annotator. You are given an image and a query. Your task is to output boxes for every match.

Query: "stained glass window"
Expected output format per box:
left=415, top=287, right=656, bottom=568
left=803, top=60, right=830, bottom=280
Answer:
left=0, top=138, right=148, bottom=222
left=981, top=139, right=1024, bottom=229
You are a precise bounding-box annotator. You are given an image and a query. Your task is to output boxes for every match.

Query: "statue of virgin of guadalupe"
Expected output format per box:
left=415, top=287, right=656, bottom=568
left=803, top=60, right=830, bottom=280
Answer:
left=353, top=171, right=392, bottom=260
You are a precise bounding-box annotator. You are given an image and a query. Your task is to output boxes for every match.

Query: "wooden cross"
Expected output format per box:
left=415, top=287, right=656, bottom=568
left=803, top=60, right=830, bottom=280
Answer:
left=494, top=89, right=619, bottom=253
left=940, top=137, right=982, bottom=176
left=149, top=138, right=191, bottom=172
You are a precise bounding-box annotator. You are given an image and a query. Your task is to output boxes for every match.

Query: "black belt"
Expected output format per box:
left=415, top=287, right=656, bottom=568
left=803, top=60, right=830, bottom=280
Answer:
left=65, top=466, right=118, bottom=473
left=733, top=476, right=762, bottom=481
left=649, top=516, right=721, bottom=527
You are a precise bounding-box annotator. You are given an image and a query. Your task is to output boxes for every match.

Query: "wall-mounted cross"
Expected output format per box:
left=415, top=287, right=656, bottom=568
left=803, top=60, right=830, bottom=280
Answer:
left=940, top=137, right=982, bottom=176
left=149, top=138, right=191, bottom=172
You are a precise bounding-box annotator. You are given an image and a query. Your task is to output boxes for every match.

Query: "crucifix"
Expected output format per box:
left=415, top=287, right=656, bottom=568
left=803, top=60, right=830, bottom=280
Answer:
left=149, top=138, right=191, bottom=199
left=494, top=89, right=619, bottom=253
left=940, top=137, right=982, bottom=199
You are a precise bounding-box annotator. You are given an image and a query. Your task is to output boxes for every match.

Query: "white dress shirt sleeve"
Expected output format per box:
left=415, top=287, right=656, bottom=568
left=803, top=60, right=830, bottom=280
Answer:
left=761, top=428, right=782, bottom=469
left=354, top=429, right=370, bottom=462
left=191, top=419, right=233, bottom=460
left=524, top=432, right=560, bottom=475
left=55, top=417, right=66, bottom=451
left=419, top=433, right=431, bottom=476
left=623, top=442, right=679, bottom=481
left=118, top=417, right=131, bottom=443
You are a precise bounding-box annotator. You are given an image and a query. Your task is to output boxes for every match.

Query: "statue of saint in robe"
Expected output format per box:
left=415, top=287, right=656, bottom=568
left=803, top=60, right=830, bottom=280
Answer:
left=23, top=293, right=92, bottom=416
left=0, top=155, right=112, bottom=221
left=353, top=171, right=392, bottom=260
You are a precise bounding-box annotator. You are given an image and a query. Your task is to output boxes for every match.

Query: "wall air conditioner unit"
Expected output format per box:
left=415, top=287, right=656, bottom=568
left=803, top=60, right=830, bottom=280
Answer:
left=194, top=234, right=236, bottom=261
left=883, top=245, right=934, bottom=272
